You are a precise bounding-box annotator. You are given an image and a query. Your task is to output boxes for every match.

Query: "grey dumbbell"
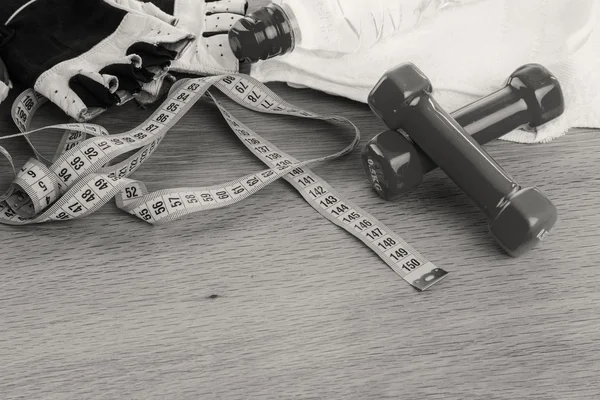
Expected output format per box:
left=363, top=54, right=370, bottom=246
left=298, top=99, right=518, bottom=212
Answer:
left=361, top=63, right=564, bottom=201
left=367, top=62, right=558, bottom=257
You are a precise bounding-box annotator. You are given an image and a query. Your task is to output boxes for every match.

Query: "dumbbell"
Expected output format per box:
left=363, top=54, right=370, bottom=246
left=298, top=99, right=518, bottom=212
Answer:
left=362, top=63, right=564, bottom=201
left=367, top=62, right=559, bottom=257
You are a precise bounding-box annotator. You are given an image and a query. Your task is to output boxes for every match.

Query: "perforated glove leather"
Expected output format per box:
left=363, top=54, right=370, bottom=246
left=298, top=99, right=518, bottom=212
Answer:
left=142, top=0, right=249, bottom=75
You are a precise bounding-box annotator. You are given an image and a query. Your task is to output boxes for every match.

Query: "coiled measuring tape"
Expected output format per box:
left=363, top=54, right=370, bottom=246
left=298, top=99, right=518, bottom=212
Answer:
left=0, top=74, right=448, bottom=291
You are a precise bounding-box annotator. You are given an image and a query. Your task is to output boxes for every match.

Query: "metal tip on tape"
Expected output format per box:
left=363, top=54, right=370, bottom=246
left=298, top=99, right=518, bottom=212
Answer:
left=411, top=267, right=449, bottom=291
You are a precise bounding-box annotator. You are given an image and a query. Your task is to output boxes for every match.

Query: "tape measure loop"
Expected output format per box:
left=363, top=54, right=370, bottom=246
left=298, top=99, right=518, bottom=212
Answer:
left=0, top=74, right=447, bottom=291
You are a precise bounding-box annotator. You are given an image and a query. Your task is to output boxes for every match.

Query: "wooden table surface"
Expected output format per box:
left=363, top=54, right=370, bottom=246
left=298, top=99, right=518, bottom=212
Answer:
left=2, top=3, right=600, bottom=400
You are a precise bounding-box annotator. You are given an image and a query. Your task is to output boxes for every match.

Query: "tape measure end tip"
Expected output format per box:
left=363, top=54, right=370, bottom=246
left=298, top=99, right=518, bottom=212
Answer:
left=410, top=267, right=449, bottom=292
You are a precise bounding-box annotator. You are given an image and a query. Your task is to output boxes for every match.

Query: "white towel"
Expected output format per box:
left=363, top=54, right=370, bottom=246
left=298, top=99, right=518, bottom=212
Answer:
left=250, top=0, right=600, bottom=143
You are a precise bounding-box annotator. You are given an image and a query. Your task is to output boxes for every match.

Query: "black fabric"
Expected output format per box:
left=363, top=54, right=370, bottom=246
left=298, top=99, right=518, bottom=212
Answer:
left=140, top=0, right=176, bottom=16
left=0, top=25, right=14, bottom=48
left=68, top=74, right=120, bottom=109
left=0, top=0, right=128, bottom=87
left=100, top=63, right=154, bottom=91
left=126, top=42, right=178, bottom=69
left=68, top=61, right=157, bottom=108
left=0, top=0, right=33, bottom=24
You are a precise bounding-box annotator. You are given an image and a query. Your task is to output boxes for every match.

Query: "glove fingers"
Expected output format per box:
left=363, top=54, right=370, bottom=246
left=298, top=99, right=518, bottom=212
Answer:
left=69, top=70, right=120, bottom=109
left=39, top=54, right=145, bottom=121
left=205, top=0, right=248, bottom=16
left=203, top=12, right=246, bottom=34
left=72, top=50, right=171, bottom=110
left=99, top=61, right=154, bottom=94
left=126, top=42, right=178, bottom=70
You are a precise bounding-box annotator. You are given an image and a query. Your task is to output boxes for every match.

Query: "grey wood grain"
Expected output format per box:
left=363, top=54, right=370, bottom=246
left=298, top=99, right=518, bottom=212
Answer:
left=1, top=1, right=600, bottom=399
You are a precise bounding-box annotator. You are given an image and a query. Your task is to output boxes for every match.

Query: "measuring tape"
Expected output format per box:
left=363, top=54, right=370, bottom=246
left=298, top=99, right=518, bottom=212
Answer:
left=0, top=73, right=448, bottom=291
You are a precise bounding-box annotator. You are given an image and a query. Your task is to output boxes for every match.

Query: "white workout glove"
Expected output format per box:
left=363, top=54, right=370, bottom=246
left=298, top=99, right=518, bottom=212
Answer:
left=112, top=0, right=248, bottom=106
left=134, top=0, right=249, bottom=76
left=0, top=0, right=195, bottom=122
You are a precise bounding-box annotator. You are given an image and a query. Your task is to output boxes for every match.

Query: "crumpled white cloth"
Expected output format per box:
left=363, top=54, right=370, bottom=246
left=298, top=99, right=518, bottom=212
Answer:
left=250, top=0, right=600, bottom=143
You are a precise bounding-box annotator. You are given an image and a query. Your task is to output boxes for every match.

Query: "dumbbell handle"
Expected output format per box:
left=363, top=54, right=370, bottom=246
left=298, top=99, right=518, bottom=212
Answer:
left=411, top=84, right=529, bottom=174
left=403, top=94, right=519, bottom=220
